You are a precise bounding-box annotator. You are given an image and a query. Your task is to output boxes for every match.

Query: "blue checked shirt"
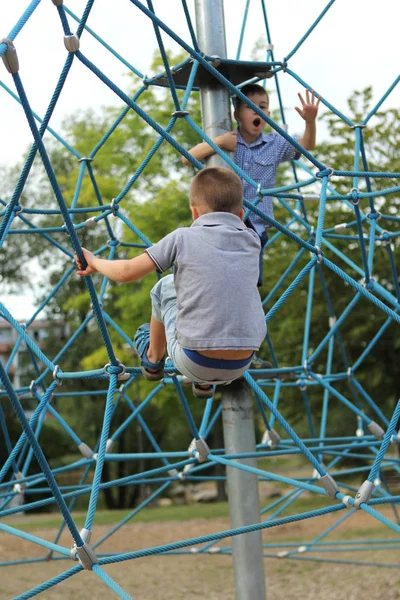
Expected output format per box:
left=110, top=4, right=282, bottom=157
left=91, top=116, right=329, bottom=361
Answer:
left=234, top=131, right=299, bottom=234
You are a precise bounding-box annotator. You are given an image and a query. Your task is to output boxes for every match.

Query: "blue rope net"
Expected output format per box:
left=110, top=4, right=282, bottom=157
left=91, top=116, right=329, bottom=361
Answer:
left=0, top=1, right=399, bottom=598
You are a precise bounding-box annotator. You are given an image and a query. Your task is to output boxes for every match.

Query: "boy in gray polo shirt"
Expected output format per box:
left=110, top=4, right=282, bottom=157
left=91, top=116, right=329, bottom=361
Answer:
left=76, top=167, right=266, bottom=397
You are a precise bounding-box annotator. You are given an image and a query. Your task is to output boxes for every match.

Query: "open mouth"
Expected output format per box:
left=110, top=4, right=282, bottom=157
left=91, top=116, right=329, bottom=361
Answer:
left=253, top=118, right=261, bottom=127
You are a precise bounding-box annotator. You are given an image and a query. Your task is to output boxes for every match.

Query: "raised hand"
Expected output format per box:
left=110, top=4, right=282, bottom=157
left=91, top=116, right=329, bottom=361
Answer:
left=295, top=89, right=321, bottom=122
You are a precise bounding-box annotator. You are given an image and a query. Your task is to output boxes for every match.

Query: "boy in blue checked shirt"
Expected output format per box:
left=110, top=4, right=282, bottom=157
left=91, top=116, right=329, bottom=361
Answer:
left=183, top=84, right=320, bottom=285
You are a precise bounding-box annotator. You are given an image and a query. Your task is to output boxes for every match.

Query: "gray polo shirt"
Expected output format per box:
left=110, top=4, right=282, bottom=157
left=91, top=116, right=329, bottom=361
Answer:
left=146, top=212, right=266, bottom=351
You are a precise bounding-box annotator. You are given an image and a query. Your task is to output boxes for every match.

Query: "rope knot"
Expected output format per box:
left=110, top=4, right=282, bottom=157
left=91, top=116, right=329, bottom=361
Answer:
left=103, top=361, right=129, bottom=381
left=367, top=211, right=382, bottom=221
left=316, top=168, right=333, bottom=180
left=350, top=188, right=359, bottom=205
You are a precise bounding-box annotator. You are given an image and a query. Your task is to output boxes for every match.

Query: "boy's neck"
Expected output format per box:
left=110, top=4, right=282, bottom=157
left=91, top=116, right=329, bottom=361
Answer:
left=238, top=127, right=262, bottom=145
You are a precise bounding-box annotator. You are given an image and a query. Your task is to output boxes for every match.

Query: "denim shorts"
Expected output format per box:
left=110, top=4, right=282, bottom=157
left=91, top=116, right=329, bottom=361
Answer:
left=150, top=274, right=253, bottom=385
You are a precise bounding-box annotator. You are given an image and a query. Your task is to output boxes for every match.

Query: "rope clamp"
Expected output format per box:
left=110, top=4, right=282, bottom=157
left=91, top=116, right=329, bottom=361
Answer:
left=188, top=437, right=210, bottom=463
left=142, top=74, right=150, bottom=89
left=103, top=360, right=130, bottom=382
left=78, top=156, right=93, bottom=163
left=13, top=471, right=26, bottom=495
left=314, top=245, right=323, bottom=264
left=296, top=378, right=307, bottom=391
left=256, top=183, right=262, bottom=201
left=350, top=188, right=359, bottom=206
left=354, top=479, right=373, bottom=509
left=261, top=428, right=281, bottom=449
left=85, top=217, right=97, bottom=228
left=52, top=0, right=63, bottom=6
left=319, top=473, right=339, bottom=498
left=0, top=38, right=19, bottom=74
left=29, top=380, right=37, bottom=398
left=70, top=541, right=98, bottom=569
left=341, top=494, right=352, bottom=508
left=64, top=34, right=80, bottom=53
left=171, top=110, right=189, bottom=118
left=367, top=420, right=385, bottom=440
left=367, top=210, right=382, bottom=222
left=302, top=360, right=310, bottom=377
left=316, top=167, right=334, bottom=180
left=380, top=229, right=390, bottom=246
left=350, top=122, right=366, bottom=129
left=107, top=239, right=121, bottom=248
left=53, top=365, right=62, bottom=386
left=10, top=203, right=23, bottom=215
left=90, top=302, right=103, bottom=311
left=209, top=55, right=221, bottom=68
left=110, top=198, right=119, bottom=216
left=281, top=58, right=287, bottom=73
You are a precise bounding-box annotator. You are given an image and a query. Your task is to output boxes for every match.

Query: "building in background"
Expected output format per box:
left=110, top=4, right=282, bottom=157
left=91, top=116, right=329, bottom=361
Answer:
left=0, top=319, right=68, bottom=388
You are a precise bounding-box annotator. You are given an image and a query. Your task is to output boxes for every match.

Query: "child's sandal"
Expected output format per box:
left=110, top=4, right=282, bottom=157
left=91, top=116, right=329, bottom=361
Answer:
left=192, top=382, right=214, bottom=399
left=134, top=324, right=165, bottom=381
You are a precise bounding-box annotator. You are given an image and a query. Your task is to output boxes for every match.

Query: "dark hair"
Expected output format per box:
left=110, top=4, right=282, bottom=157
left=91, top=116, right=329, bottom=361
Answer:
left=234, top=83, right=269, bottom=113
left=190, top=167, right=243, bottom=214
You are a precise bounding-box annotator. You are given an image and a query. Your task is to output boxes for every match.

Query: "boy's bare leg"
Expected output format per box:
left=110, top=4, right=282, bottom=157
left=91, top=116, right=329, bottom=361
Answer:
left=147, top=316, right=166, bottom=364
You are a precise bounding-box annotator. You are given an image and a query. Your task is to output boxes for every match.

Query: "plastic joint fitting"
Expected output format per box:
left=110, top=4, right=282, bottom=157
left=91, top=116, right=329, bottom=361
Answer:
left=188, top=437, right=210, bottom=463
left=1, top=38, right=19, bottom=74
left=354, top=480, right=374, bottom=509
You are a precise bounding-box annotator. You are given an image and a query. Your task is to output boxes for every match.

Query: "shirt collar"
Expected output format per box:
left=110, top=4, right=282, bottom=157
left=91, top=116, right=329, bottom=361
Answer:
left=236, top=129, right=270, bottom=148
left=191, top=212, right=247, bottom=230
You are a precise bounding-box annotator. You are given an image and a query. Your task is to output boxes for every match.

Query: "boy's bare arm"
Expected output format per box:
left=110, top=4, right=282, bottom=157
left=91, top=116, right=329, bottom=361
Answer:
left=295, top=89, right=320, bottom=151
left=181, top=131, right=237, bottom=166
left=76, top=248, right=157, bottom=282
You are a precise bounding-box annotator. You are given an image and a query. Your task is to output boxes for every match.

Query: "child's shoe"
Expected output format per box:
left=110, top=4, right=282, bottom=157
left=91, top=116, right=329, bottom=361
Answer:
left=134, top=324, right=165, bottom=381
left=192, top=382, right=214, bottom=399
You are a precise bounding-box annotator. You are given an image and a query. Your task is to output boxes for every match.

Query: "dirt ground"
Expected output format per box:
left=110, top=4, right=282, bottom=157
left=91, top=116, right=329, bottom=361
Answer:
left=1, top=511, right=400, bottom=599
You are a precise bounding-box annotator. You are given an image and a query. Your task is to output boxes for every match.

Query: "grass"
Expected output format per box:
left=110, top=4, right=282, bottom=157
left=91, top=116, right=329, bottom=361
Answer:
left=5, top=502, right=231, bottom=531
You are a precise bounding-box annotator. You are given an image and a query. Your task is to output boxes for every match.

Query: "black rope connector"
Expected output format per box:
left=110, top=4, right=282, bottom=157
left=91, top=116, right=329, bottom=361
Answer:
left=171, top=110, right=189, bottom=118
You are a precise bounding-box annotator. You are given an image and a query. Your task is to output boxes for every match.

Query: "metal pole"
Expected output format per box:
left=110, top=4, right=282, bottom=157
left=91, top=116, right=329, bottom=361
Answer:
left=222, top=379, right=266, bottom=600
left=194, top=0, right=232, bottom=168
left=194, top=3, right=266, bottom=598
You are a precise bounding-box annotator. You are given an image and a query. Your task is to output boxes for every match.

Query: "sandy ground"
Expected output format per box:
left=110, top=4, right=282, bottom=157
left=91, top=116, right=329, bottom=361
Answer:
left=1, top=511, right=400, bottom=599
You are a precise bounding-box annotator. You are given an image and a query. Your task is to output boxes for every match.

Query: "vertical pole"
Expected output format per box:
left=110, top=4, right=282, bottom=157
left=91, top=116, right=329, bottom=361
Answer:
left=222, top=379, right=266, bottom=600
left=194, top=3, right=266, bottom=598
left=194, top=0, right=232, bottom=168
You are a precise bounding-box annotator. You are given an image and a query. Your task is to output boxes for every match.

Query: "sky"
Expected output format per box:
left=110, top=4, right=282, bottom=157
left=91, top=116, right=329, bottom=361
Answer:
left=1, top=0, right=400, bottom=166
left=1, top=0, right=400, bottom=317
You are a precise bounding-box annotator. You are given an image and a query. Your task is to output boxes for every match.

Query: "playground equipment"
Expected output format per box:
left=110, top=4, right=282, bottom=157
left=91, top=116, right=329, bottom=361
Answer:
left=1, top=1, right=400, bottom=598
